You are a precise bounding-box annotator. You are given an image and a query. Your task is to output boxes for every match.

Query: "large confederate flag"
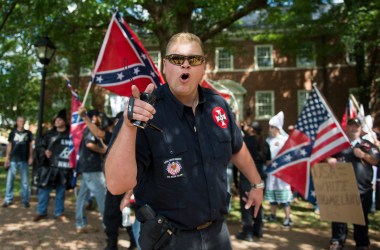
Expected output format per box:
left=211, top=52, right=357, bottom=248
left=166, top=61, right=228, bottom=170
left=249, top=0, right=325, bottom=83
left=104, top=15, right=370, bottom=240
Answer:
left=92, top=12, right=164, bottom=96
left=266, top=85, right=351, bottom=202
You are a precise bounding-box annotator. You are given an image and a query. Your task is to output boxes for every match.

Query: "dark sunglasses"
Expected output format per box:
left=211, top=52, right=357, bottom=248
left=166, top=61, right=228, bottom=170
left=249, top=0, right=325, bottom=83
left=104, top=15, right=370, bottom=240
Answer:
left=164, top=54, right=205, bottom=66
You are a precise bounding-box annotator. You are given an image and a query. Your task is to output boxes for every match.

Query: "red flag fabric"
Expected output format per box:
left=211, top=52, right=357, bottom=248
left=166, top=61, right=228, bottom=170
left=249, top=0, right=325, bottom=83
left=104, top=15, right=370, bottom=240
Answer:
left=341, top=98, right=357, bottom=131
left=266, top=86, right=351, bottom=201
left=92, top=12, right=164, bottom=96
left=67, top=81, right=86, bottom=168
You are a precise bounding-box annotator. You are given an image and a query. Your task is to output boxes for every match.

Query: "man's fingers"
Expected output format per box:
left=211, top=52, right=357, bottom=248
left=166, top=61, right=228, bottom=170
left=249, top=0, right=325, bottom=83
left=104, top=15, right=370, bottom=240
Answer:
left=145, top=83, right=155, bottom=94
left=253, top=204, right=260, bottom=218
left=131, top=85, right=141, bottom=99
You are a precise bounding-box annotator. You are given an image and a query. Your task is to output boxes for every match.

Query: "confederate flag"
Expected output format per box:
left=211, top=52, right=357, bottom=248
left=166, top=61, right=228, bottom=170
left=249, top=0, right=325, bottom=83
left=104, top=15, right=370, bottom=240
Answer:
left=92, top=12, right=164, bottom=96
left=67, top=80, right=86, bottom=169
left=266, top=85, right=351, bottom=202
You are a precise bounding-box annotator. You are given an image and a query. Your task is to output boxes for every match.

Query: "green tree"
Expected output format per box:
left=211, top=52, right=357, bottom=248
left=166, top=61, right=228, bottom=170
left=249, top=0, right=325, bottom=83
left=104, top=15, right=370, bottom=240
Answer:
left=1, top=0, right=268, bottom=129
left=252, top=0, right=380, bottom=113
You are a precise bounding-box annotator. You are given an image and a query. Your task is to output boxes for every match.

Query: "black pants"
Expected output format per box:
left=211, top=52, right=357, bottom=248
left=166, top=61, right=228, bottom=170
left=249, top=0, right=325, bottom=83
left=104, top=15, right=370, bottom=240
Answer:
left=239, top=175, right=263, bottom=237
left=331, top=189, right=372, bottom=247
left=104, top=190, right=124, bottom=241
left=158, top=218, right=232, bottom=250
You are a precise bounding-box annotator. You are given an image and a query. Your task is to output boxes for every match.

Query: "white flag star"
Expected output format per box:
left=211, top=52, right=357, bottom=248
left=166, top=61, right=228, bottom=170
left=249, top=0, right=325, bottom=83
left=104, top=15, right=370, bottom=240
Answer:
left=96, top=75, right=103, bottom=83
left=141, top=54, right=147, bottom=60
left=272, top=161, right=278, bottom=168
left=284, top=154, right=292, bottom=162
left=117, top=72, right=124, bottom=80
left=133, top=67, right=140, bottom=75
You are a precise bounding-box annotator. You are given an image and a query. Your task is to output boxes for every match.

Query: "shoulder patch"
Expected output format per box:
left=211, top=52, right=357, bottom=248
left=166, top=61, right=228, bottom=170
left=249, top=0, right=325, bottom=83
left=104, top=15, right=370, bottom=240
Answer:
left=212, top=107, right=229, bottom=128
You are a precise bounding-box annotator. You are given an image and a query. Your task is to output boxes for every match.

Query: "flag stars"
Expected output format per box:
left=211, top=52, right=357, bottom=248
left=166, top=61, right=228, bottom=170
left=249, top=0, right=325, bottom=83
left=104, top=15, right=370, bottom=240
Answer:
left=150, top=71, right=156, bottom=77
left=141, top=54, right=147, bottom=60
left=96, top=75, right=103, bottom=83
left=272, top=161, right=278, bottom=168
left=284, top=154, right=292, bottom=162
left=117, top=72, right=125, bottom=80
left=300, top=149, right=307, bottom=156
left=133, top=67, right=140, bottom=75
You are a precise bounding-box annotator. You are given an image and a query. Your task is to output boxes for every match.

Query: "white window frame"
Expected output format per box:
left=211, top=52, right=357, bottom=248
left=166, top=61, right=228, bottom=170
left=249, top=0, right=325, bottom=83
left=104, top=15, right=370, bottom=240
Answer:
left=255, top=90, right=275, bottom=120
left=297, top=90, right=311, bottom=114
left=296, top=44, right=316, bottom=68
left=148, top=50, right=161, bottom=70
left=254, top=45, right=273, bottom=69
left=215, top=47, right=233, bottom=71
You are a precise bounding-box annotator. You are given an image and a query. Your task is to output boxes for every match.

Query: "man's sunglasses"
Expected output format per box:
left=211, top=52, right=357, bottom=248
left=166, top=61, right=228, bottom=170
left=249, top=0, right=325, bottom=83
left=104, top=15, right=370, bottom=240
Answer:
left=164, top=54, right=205, bottom=66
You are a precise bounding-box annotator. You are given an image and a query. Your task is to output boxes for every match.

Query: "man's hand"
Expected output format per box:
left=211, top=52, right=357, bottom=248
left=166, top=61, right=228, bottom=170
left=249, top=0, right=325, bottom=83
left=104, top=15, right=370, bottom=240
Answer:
left=78, top=106, right=87, bottom=118
left=4, top=157, right=10, bottom=169
left=124, top=84, right=156, bottom=128
left=120, top=190, right=133, bottom=211
left=242, top=188, right=263, bottom=218
left=326, top=157, right=337, bottom=167
left=28, top=157, right=33, bottom=166
left=45, top=149, right=52, bottom=159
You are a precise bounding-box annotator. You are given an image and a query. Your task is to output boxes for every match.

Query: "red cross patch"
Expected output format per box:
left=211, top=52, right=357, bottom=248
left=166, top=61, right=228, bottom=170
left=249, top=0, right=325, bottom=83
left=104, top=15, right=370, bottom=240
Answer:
left=212, top=107, right=228, bottom=128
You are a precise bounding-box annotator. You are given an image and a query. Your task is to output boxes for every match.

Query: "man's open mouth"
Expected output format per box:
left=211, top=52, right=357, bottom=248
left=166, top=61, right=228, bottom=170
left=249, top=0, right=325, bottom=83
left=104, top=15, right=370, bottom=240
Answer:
left=181, top=73, right=190, bottom=80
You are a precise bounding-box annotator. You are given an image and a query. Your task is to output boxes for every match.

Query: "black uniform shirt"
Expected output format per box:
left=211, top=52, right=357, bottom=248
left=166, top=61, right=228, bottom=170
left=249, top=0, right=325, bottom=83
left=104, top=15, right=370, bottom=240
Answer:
left=129, top=84, right=243, bottom=230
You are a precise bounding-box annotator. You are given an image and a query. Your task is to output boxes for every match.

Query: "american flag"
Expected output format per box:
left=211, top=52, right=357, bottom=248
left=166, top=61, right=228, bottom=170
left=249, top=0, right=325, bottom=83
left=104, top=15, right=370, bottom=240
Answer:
left=66, top=80, right=86, bottom=169
left=266, top=85, right=351, bottom=201
left=92, top=12, right=164, bottom=96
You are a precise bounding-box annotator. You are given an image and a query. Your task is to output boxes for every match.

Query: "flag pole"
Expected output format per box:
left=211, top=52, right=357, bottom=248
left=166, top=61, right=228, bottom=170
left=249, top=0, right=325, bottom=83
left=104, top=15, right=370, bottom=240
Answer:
left=349, top=94, right=377, bottom=143
left=312, top=83, right=350, bottom=143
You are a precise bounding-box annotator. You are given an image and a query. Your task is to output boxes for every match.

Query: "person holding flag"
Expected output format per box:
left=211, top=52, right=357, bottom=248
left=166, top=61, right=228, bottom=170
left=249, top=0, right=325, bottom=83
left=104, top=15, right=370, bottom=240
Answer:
left=105, top=32, right=263, bottom=250
left=327, top=118, right=379, bottom=250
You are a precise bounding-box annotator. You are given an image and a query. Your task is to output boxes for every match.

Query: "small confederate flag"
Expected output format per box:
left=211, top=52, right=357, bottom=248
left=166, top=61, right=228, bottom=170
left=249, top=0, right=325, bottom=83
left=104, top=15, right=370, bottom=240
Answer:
left=266, top=85, right=351, bottom=202
left=341, top=98, right=357, bottom=131
left=67, top=80, right=86, bottom=169
left=200, top=79, right=231, bottom=100
left=92, top=12, right=164, bottom=96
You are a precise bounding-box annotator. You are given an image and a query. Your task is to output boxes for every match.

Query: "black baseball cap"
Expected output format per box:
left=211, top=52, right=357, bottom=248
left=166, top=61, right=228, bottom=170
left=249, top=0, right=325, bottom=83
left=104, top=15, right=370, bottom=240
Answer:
left=347, top=118, right=361, bottom=126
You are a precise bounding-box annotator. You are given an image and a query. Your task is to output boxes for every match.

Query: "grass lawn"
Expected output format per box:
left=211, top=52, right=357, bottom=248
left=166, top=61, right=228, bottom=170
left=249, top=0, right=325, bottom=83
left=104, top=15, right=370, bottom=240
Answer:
left=1, top=162, right=379, bottom=233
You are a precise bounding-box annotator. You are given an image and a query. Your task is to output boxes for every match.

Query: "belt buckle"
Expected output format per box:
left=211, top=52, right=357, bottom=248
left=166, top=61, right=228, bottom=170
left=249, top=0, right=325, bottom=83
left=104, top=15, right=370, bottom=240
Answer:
left=196, top=221, right=212, bottom=230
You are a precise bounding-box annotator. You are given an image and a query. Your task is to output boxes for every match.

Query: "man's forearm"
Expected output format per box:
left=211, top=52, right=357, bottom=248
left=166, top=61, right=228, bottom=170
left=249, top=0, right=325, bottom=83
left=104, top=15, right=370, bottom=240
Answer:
left=105, top=123, right=138, bottom=195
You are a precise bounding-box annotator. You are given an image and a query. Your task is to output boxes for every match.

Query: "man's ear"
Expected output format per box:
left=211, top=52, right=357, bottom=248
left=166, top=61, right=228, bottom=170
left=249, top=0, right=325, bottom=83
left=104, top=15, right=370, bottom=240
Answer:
left=163, top=59, right=167, bottom=75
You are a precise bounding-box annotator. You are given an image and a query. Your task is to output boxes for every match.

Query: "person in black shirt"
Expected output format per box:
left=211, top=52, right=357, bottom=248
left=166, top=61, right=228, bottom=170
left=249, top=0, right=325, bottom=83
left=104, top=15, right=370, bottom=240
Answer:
left=327, top=118, right=379, bottom=250
left=75, top=109, right=108, bottom=233
left=105, top=33, right=263, bottom=250
left=236, top=121, right=270, bottom=242
left=33, top=110, right=73, bottom=221
left=3, top=116, right=33, bottom=208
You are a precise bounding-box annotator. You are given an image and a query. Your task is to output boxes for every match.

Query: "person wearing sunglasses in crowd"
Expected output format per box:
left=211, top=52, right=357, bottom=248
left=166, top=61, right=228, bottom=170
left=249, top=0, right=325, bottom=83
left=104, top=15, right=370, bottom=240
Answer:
left=105, top=32, right=263, bottom=250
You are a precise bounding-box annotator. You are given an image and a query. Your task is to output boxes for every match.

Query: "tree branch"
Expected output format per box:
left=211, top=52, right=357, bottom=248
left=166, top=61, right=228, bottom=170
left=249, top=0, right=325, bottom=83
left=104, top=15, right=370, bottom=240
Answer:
left=199, top=0, right=267, bottom=42
left=0, top=0, right=20, bottom=32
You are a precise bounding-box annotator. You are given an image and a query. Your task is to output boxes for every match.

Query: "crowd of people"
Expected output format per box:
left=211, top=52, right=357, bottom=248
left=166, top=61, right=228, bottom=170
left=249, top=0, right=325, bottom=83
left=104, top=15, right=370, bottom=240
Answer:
left=2, top=32, right=380, bottom=250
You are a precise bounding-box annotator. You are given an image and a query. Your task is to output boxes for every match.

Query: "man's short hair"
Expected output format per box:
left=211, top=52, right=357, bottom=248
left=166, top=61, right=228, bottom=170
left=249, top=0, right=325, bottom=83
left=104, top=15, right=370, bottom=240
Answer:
left=166, top=33, right=204, bottom=55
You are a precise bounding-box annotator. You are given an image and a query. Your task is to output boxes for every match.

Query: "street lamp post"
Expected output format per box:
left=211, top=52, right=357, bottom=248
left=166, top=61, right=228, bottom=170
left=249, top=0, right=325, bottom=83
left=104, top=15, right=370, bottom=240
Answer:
left=35, top=36, right=56, bottom=144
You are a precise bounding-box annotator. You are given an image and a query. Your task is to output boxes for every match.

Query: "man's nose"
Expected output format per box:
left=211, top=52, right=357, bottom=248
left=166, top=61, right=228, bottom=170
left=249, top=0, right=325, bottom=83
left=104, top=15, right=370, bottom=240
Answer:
left=181, top=59, right=191, bottom=68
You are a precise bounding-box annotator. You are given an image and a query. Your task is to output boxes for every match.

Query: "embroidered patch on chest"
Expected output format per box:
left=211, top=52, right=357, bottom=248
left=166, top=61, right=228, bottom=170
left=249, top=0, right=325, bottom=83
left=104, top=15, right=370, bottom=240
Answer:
left=212, top=107, right=228, bottom=128
left=163, top=158, right=184, bottom=179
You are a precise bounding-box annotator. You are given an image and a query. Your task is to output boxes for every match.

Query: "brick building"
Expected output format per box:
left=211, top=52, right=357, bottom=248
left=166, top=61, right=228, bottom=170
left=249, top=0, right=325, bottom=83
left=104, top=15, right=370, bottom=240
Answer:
left=145, top=38, right=360, bottom=135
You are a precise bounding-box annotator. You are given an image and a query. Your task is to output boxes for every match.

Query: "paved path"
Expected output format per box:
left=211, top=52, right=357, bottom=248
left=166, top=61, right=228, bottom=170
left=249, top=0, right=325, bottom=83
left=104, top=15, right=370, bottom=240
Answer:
left=1, top=192, right=380, bottom=250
